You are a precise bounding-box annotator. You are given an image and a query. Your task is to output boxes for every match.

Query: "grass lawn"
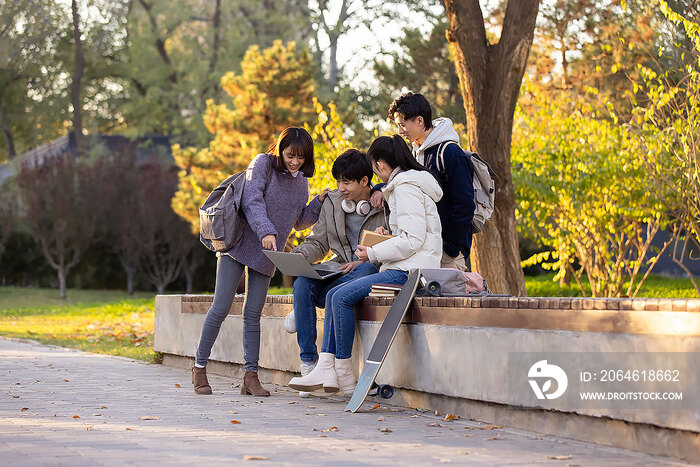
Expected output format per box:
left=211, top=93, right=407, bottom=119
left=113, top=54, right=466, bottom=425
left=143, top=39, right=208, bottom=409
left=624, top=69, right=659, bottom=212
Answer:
left=1, top=277, right=695, bottom=363
left=0, top=286, right=292, bottom=363
left=525, top=274, right=698, bottom=298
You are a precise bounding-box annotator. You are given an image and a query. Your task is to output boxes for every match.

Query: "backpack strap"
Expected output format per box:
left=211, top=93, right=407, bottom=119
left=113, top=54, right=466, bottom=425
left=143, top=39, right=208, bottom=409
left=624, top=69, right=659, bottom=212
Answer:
left=436, top=141, right=460, bottom=173
left=266, top=154, right=274, bottom=186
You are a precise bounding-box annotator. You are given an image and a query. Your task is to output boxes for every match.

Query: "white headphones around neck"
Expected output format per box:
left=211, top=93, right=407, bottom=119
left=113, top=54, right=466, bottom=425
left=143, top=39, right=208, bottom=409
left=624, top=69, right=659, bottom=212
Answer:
left=341, top=199, right=371, bottom=216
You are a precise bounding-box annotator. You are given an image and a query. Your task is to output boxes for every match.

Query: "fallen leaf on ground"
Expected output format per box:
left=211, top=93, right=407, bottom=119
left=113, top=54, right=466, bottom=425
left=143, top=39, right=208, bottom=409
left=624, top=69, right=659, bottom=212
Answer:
left=86, top=426, right=93, bottom=431
left=174, top=384, right=181, bottom=388
left=242, top=455, right=268, bottom=461
left=231, top=420, right=241, bottom=424
left=72, top=415, right=80, bottom=419
left=416, top=408, right=430, bottom=413
left=464, top=434, right=474, bottom=438
left=546, top=455, right=573, bottom=460
left=21, top=408, right=28, bottom=411
left=97, top=405, right=107, bottom=409
left=486, top=434, right=501, bottom=441
left=379, top=427, right=392, bottom=433
left=318, top=434, right=328, bottom=438
left=410, top=414, right=420, bottom=418
left=92, top=413, right=101, bottom=416
left=12, top=395, right=19, bottom=398
left=125, top=427, right=134, bottom=431
left=434, top=410, right=440, bottom=416
left=227, top=411, right=239, bottom=414
left=377, top=416, right=385, bottom=421
left=288, top=401, right=296, bottom=404
left=370, top=404, right=380, bottom=411
left=139, top=416, right=158, bottom=420
left=307, top=405, right=316, bottom=408
left=428, top=423, right=446, bottom=428
left=444, top=413, right=458, bottom=421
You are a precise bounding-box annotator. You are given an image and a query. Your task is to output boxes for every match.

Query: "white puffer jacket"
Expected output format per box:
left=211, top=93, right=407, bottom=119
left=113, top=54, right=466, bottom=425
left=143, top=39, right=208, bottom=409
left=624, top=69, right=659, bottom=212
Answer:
left=372, top=170, right=443, bottom=272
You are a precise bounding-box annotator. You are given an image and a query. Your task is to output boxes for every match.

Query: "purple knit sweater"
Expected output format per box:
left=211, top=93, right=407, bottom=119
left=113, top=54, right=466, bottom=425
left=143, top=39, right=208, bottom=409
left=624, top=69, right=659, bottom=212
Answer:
left=221, top=153, right=322, bottom=276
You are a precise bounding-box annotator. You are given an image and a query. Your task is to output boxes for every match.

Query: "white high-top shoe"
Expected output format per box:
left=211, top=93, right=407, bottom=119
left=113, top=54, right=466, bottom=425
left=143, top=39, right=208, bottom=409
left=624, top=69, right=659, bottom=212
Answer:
left=298, top=361, right=316, bottom=398
left=288, top=353, right=339, bottom=392
left=334, top=357, right=356, bottom=395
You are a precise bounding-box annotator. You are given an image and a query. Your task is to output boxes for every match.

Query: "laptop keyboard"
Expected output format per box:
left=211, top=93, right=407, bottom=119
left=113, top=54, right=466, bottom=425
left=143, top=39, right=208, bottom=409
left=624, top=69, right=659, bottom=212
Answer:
left=317, top=269, right=336, bottom=277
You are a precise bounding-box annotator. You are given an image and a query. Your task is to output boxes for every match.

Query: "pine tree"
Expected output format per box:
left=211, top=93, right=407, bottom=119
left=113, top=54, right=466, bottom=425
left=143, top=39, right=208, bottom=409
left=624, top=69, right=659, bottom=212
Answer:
left=172, top=41, right=317, bottom=232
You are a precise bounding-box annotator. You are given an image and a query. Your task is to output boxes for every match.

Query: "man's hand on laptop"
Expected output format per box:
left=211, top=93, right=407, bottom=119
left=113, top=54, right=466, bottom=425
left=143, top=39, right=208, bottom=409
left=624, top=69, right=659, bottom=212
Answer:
left=338, top=261, right=363, bottom=274
left=262, top=235, right=277, bottom=251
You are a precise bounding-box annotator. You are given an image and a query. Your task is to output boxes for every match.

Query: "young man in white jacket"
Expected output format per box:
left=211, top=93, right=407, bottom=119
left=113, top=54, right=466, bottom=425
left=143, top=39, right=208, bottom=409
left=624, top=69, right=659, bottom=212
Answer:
left=288, top=135, right=442, bottom=395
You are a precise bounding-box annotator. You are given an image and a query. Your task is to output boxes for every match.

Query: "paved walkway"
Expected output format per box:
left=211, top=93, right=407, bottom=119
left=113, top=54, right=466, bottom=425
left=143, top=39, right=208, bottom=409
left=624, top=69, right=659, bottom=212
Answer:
left=0, top=338, right=690, bottom=466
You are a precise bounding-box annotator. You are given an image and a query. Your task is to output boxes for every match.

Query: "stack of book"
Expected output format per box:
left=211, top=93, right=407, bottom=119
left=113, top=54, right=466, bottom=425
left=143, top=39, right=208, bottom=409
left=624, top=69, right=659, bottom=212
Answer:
left=369, top=283, right=403, bottom=297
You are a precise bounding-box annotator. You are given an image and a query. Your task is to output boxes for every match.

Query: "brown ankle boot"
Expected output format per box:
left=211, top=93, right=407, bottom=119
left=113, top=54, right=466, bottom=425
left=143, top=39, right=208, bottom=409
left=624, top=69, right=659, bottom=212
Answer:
left=241, top=371, right=270, bottom=397
left=192, top=366, right=212, bottom=395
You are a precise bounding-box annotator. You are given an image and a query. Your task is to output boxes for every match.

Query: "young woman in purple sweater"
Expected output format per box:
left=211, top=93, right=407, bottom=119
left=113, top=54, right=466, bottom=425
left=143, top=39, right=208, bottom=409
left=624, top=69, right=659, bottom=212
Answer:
left=192, top=127, right=329, bottom=396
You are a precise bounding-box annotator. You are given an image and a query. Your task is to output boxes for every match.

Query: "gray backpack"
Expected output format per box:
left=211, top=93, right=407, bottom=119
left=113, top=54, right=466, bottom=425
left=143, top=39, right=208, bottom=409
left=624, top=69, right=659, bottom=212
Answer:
left=418, top=269, right=490, bottom=296
left=199, top=155, right=273, bottom=252
left=435, top=142, right=496, bottom=233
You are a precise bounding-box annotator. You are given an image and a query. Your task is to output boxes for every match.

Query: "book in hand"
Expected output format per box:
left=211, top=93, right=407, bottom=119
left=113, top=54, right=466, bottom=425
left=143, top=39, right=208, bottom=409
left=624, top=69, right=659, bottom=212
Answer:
left=360, top=230, right=394, bottom=247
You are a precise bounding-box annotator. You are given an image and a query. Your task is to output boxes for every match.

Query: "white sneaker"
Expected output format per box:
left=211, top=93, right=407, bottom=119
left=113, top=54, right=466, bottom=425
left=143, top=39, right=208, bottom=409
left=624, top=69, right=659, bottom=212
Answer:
left=334, top=357, right=356, bottom=395
left=283, top=311, right=296, bottom=334
left=288, top=353, right=338, bottom=392
left=298, top=361, right=317, bottom=398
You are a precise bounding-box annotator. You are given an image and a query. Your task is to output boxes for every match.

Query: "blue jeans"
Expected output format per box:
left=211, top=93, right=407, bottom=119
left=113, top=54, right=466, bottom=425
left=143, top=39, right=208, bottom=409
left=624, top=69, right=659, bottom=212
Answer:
left=321, top=269, right=409, bottom=359
left=293, top=262, right=378, bottom=363
left=196, top=255, right=271, bottom=371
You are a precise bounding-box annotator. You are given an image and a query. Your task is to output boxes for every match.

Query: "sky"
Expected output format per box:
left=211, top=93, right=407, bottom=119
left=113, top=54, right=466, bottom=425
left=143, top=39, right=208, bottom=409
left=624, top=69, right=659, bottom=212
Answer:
left=313, top=0, right=446, bottom=90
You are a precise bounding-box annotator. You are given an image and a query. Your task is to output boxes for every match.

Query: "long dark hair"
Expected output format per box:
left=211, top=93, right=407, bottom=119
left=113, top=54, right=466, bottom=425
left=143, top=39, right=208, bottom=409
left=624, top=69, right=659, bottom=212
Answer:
left=367, top=135, right=435, bottom=177
left=267, top=127, right=315, bottom=177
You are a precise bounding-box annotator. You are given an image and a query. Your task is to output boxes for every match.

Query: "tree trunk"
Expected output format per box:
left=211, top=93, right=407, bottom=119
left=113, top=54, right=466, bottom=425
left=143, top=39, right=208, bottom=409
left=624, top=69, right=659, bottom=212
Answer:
left=184, top=267, right=194, bottom=294
left=444, top=0, right=539, bottom=296
left=71, top=0, right=86, bottom=156
left=126, top=267, right=135, bottom=295
left=328, top=35, right=339, bottom=89
left=58, top=268, right=67, bottom=300
left=208, top=0, right=221, bottom=77
left=0, top=93, right=16, bottom=158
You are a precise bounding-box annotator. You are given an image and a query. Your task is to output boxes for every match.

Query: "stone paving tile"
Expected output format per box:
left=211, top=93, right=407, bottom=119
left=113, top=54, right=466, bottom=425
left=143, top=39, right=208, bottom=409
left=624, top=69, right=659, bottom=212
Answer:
left=0, top=337, right=692, bottom=466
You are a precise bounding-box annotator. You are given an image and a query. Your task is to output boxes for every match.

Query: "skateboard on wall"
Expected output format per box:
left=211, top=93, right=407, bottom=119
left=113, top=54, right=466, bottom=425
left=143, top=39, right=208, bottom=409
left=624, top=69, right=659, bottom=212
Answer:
left=345, top=269, right=421, bottom=413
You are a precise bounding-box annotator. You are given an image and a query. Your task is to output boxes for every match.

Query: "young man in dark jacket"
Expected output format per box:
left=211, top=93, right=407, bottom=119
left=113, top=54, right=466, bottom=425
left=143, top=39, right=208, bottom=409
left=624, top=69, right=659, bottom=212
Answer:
left=384, top=92, right=476, bottom=270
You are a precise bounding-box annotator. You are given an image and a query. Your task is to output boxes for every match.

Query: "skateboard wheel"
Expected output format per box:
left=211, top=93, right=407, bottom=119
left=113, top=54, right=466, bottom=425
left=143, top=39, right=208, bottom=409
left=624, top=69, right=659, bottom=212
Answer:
left=426, top=281, right=441, bottom=296
left=377, top=384, right=394, bottom=399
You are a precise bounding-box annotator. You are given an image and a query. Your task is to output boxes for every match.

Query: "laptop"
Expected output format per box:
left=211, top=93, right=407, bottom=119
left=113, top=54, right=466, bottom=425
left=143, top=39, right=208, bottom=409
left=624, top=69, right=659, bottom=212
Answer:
left=263, top=250, right=343, bottom=280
